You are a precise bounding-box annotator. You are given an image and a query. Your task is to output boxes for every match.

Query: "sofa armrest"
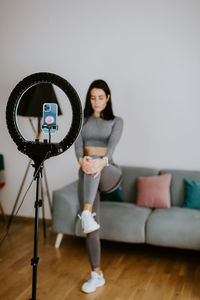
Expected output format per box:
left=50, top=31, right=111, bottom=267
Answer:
left=52, top=181, right=79, bottom=235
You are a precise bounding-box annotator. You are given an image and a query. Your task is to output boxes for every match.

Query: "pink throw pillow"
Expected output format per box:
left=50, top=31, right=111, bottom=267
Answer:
left=136, top=174, right=172, bottom=208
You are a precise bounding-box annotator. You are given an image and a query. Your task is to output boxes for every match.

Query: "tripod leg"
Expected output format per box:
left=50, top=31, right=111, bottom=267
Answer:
left=40, top=180, right=46, bottom=239
left=30, top=172, right=41, bottom=300
left=7, top=159, right=32, bottom=230
left=43, top=166, right=52, bottom=216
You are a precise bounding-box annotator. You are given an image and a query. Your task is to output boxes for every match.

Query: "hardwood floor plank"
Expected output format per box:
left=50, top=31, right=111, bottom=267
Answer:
left=0, top=219, right=200, bottom=300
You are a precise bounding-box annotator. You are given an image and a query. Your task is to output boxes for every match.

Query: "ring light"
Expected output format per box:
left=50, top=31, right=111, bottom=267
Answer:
left=6, top=72, right=83, bottom=165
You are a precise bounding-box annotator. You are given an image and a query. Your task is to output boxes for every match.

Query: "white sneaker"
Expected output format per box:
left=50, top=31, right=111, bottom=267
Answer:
left=81, top=271, right=105, bottom=293
left=79, top=210, right=100, bottom=234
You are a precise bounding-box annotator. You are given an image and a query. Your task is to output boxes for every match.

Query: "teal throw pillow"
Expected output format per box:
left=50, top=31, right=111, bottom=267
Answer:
left=100, top=187, right=123, bottom=202
left=182, top=179, right=200, bottom=209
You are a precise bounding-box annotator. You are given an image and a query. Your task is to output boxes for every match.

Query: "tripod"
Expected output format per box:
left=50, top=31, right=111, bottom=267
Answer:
left=29, top=159, right=45, bottom=300
left=7, top=118, right=52, bottom=238
left=7, top=159, right=52, bottom=238
left=5, top=71, right=82, bottom=300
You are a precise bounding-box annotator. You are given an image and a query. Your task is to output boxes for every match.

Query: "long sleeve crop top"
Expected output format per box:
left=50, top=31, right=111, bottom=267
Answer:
left=74, top=115, right=123, bottom=163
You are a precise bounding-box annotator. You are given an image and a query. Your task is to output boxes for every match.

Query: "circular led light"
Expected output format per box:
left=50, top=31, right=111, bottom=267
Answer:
left=6, top=72, right=83, bottom=164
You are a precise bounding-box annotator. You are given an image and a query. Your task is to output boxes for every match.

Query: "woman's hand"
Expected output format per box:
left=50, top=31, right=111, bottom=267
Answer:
left=79, top=157, right=107, bottom=178
left=90, top=158, right=107, bottom=179
left=79, top=156, right=94, bottom=174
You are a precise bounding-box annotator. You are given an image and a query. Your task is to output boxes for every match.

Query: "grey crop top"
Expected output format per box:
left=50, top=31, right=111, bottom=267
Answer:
left=74, top=115, right=123, bottom=162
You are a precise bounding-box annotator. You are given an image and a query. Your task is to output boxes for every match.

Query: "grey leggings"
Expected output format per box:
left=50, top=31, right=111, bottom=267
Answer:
left=78, top=162, right=122, bottom=269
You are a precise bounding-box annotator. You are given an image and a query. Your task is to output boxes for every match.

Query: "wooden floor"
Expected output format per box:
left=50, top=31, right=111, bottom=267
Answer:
left=0, top=218, right=200, bottom=300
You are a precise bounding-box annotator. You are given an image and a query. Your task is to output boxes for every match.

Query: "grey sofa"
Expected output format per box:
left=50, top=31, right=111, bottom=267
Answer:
left=52, top=166, right=200, bottom=250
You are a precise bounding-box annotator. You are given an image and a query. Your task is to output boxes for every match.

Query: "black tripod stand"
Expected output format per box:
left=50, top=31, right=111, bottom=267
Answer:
left=6, top=158, right=52, bottom=238
left=29, top=158, right=45, bottom=300
left=6, top=71, right=83, bottom=300
left=7, top=118, right=52, bottom=238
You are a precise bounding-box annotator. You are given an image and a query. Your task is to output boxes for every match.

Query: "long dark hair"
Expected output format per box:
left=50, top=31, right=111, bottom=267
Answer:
left=84, top=79, right=115, bottom=120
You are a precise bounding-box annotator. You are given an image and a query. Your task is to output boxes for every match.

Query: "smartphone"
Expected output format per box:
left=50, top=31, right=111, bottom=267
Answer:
left=42, top=103, right=58, bottom=134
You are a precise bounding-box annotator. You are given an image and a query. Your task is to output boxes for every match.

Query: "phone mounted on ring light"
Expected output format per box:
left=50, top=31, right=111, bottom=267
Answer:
left=42, top=102, right=58, bottom=135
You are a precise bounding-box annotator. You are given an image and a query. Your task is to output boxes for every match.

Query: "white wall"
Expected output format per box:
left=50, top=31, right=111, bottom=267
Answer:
left=0, top=0, right=200, bottom=218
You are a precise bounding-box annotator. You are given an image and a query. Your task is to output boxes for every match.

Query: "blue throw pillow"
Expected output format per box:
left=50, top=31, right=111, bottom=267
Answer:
left=100, top=187, right=123, bottom=202
left=182, top=179, right=200, bottom=209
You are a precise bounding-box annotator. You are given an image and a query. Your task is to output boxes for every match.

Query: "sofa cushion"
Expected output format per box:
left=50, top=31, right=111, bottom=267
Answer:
left=136, top=174, right=172, bottom=208
left=159, top=169, right=200, bottom=206
left=146, top=207, right=200, bottom=250
left=121, top=166, right=159, bottom=204
left=182, top=179, right=200, bottom=209
left=52, top=181, right=79, bottom=235
left=75, top=202, right=152, bottom=243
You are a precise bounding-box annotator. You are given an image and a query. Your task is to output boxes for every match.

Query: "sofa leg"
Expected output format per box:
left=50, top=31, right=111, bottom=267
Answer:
left=55, top=233, right=64, bottom=248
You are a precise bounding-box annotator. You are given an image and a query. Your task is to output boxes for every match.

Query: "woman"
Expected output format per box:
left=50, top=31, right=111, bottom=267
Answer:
left=74, top=79, right=123, bottom=293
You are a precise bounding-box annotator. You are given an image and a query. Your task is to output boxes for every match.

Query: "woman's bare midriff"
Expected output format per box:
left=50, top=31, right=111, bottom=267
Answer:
left=84, top=146, right=107, bottom=157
